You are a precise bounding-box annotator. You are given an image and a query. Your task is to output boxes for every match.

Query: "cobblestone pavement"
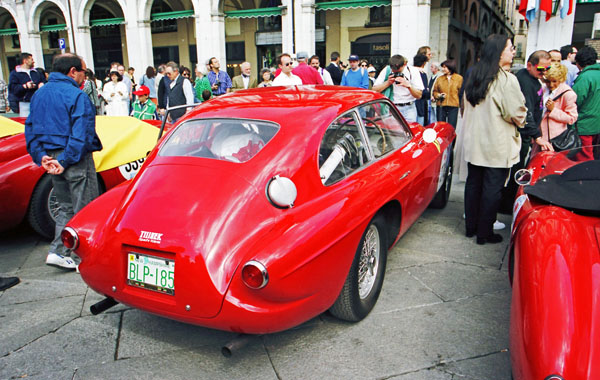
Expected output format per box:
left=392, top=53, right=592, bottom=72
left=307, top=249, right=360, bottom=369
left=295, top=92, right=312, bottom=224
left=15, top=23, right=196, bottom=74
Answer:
left=0, top=180, right=513, bottom=380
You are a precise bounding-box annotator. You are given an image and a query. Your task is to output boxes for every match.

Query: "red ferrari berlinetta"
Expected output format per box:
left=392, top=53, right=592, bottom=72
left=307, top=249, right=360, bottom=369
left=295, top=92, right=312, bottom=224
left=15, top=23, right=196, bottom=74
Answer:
left=63, top=86, right=456, bottom=334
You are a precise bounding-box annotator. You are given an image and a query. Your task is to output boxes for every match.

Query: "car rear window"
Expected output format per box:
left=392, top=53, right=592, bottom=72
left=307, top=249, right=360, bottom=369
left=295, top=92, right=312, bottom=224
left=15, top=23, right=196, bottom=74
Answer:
left=159, top=119, right=279, bottom=163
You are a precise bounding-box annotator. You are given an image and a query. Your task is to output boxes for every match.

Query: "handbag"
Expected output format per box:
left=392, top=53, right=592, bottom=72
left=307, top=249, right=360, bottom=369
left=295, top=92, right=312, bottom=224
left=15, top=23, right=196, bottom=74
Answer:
left=545, top=89, right=582, bottom=152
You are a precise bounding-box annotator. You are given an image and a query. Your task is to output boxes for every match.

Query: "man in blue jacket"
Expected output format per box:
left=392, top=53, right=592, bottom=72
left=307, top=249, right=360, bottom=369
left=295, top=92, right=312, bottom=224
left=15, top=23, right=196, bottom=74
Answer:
left=25, top=54, right=102, bottom=270
left=8, top=52, right=45, bottom=114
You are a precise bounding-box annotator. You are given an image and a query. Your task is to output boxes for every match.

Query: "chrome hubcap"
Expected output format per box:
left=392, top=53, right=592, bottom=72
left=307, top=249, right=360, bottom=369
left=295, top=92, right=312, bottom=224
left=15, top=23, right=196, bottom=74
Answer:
left=358, top=224, right=380, bottom=299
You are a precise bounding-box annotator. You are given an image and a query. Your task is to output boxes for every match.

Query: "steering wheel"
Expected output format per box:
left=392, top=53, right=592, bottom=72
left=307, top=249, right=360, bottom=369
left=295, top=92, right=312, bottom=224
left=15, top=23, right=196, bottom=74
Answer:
left=362, top=117, right=387, bottom=155
left=337, top=132, right=360, bottom=168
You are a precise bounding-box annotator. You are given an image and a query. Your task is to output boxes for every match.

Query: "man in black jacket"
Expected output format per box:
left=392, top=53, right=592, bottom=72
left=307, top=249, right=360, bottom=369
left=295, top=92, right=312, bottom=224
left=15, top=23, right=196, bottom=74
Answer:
left=164, top=61, right=194, bottom=122
left=501, top=50, right=553, bottom=212
left=8, top=53, right=45, bottom=114
left=326, top=52, right=343, bottom=85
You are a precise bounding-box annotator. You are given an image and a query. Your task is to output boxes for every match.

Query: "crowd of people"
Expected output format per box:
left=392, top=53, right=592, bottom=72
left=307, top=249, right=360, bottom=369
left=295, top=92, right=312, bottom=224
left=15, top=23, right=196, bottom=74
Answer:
left=0, top=39, right=599, bottom=286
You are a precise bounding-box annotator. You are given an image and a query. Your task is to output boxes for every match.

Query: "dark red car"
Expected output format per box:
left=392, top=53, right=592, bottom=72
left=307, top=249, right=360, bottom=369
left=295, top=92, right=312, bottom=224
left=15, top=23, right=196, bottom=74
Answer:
left=63, top=86, right=455, bottom=334
left=0, top=116, right=163, bottom=238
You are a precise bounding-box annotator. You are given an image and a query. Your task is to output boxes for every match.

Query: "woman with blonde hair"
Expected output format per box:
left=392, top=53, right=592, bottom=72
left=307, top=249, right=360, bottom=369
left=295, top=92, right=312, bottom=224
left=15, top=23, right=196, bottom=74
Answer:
left=534, top=63, right=578, bottom=155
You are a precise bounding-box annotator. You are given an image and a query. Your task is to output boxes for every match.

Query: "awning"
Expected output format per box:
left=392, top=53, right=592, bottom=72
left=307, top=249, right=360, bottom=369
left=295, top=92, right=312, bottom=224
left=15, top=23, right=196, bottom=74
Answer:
left=225, top=7, right=282, bottom=18
left=40, top=24, right=67, bottom=32
left=151, top=10, right=194, bottom=21
left=0, top=28, right=18, bottom=36
left=316, top=0, right=391, bottom=10
left=90, top=17, right=125, bottom=27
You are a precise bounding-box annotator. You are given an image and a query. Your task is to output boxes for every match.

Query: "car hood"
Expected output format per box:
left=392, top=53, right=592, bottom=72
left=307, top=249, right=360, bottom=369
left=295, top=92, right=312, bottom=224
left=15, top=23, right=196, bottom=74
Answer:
left=102, top=162, right=279, bottom=317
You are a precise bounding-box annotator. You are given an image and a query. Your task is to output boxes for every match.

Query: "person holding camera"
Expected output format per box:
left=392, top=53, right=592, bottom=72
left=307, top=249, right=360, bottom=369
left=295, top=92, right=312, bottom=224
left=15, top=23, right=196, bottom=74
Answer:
left=8, top=53, right=45, bottom=115
left=207, top=57, right=232, bottom=96
left=432, top=60, right=463, bottom=129
left=372, top=55, right=424, bottom=123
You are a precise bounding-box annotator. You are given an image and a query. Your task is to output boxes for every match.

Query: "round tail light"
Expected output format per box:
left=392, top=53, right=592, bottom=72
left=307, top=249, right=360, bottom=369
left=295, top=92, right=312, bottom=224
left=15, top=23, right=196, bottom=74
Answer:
left=61, top=227, right=79, bottom=250
left=241, top=261, right=268, bottom=289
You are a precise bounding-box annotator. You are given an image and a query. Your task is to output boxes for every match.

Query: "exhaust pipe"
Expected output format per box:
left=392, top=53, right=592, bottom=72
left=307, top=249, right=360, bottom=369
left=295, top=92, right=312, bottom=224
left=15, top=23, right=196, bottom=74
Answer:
left=90, top=297, right=118, bottom=315
left=221, top=334, right=256, bottom=357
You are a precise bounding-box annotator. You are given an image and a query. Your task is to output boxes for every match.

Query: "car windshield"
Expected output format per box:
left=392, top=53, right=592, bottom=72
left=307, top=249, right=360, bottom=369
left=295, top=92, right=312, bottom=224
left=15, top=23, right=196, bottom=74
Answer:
left=524, top=144, right=600, bottom=215
left=159, top=118, right=279, bottom=163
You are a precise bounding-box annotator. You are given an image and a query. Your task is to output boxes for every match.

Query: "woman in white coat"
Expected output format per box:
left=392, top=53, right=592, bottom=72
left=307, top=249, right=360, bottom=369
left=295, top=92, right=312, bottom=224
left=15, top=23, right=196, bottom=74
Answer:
left=103, top=71, right=129, bottom=116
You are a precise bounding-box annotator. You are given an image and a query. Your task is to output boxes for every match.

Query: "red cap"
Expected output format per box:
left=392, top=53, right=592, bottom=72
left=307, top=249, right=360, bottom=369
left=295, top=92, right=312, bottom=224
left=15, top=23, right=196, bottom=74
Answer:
left=132, top=85, right=150, bottom=96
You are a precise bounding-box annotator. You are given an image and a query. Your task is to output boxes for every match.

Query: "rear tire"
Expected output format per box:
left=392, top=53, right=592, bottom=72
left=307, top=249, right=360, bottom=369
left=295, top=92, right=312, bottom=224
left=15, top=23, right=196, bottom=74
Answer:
left=329, top=214, right=388, bottom=322
left=27, top=174, right=56, bottom=239
left=429, top=150, right=453, bottom=209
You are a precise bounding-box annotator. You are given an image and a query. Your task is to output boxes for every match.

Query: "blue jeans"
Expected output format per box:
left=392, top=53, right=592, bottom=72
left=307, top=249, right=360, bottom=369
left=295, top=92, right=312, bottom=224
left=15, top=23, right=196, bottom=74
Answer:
left=396, top=103, right=418, bottom=123
left=48, top=151, right=99, bottom=256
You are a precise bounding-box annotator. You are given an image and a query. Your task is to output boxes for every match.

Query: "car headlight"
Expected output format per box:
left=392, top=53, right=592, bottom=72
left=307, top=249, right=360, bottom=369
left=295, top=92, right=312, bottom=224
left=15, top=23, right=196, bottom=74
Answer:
left=241, top=260, right=268, bottom=289
left=61, top=227, right=79, bottom=250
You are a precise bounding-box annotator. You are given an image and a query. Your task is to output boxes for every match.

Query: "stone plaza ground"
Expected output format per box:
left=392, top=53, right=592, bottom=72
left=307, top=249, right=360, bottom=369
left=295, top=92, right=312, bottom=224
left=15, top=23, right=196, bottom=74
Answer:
left=0, top=180, right=513, bottom=379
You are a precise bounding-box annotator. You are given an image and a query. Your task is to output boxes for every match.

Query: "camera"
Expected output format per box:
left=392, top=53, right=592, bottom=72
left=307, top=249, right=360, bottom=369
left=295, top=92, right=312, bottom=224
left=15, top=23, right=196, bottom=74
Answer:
left=393, top=72, right=405, bottom=79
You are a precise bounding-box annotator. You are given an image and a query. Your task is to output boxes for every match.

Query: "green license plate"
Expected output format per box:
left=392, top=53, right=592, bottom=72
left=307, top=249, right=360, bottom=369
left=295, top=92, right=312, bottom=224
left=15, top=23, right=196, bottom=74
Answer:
left=127, top=252, right=175, bottom=295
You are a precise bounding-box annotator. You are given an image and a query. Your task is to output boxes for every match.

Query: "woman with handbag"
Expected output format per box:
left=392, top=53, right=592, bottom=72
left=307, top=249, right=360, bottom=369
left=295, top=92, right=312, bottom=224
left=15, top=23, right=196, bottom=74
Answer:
left=533, top=64, right=578, bottom=155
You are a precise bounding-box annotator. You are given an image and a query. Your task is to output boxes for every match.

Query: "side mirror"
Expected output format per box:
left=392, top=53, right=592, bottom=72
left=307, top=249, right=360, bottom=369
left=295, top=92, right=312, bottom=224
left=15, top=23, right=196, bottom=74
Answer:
left=514, top=168, right=532, bottom=186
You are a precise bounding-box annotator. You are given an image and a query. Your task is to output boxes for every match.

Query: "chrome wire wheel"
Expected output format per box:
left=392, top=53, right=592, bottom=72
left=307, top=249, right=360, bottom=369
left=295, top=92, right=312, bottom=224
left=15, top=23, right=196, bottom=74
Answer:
left=47, top=188, right=58, bottom=223
left=358, top=224, right=380, bottom=299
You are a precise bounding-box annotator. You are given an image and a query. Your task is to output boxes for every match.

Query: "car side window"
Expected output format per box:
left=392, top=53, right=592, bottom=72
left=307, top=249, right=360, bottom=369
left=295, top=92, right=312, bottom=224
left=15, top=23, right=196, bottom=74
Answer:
left=319, top=111, right=369, bottom=186
left=357, top=101, right=412, bottom=158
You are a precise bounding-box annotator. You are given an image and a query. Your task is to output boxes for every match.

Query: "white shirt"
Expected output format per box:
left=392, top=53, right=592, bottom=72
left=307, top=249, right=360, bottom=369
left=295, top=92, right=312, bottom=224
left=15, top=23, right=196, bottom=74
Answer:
left=318, top=68, right=333, bottom=85
left=242, top=75, right=250, bottom=89
left=272, top=72, right=303, bottom=86
left=374, top=65, right=424, bottom=104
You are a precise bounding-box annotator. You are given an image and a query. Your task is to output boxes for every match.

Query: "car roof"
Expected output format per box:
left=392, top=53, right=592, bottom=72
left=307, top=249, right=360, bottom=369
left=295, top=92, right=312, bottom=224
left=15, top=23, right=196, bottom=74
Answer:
left=184, top=85, right=387, bottom=129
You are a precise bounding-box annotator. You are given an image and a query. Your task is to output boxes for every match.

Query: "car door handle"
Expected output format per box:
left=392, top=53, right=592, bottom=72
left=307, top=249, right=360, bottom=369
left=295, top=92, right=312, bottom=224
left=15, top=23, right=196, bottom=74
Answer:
left=399, top=171, right=411, bottom=180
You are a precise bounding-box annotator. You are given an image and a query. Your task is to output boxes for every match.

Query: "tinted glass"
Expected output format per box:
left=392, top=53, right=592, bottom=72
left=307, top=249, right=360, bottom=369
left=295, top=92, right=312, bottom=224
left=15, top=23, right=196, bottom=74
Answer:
left=319, top=111, right=369, bottom=185
left=357, top=102, right=412, bottom=157
left=159, top=119, right=279, bottom=163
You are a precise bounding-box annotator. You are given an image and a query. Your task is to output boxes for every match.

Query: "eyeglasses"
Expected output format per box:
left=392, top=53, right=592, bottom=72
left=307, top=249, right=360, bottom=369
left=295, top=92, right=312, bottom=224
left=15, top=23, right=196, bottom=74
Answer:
left=536, top=66, right=551, bottom=72
left=283, top=62, right=292, bottom=67
left=360, top=64, right=367, bottom=67
left=183, top=73, right=190, bottom=77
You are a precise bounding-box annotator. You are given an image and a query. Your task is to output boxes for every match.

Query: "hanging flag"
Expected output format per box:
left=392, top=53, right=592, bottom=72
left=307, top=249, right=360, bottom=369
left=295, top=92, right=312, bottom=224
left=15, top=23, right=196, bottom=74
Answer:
left=526, top=0, right=539, bottom=21
left=541, top=0, right=552, bottom=21
left=519, top=0, right=529, bottom=19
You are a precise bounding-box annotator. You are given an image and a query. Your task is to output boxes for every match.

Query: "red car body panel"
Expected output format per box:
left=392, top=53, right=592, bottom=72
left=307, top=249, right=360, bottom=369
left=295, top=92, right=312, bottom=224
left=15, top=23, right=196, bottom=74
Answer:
left=509, top=151, right=600, bottom=380
left=0, top=118, right=164, bottom=234
left=68, top=86, right=456, bottom=333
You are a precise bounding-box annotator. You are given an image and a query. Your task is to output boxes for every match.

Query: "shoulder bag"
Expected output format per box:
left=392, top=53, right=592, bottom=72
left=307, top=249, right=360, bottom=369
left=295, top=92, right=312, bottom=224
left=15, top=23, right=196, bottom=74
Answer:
left=546, top=89, right=581, bottom=152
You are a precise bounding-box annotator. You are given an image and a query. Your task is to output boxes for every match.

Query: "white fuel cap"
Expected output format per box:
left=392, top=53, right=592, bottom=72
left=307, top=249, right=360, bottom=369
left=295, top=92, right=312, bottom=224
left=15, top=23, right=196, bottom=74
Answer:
left=266, top=175, right=297, bottom=209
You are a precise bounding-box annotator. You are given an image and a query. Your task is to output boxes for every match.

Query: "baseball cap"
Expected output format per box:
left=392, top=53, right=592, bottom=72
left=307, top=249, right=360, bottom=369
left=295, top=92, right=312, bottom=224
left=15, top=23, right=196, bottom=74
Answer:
left=367, top=66, right=376, bottom=73
left=296, top=51, right=308, bottom=60
left=132, top=85, right=150, bottom=96
left=348, top=54, right=359, bottom=61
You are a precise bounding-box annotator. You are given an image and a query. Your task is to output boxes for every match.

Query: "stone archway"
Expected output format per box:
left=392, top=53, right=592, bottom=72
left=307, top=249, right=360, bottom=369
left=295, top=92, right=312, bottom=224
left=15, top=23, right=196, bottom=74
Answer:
left=30, top=1, right=71, bottom=68
left=0, top=6, right=20, bottom=77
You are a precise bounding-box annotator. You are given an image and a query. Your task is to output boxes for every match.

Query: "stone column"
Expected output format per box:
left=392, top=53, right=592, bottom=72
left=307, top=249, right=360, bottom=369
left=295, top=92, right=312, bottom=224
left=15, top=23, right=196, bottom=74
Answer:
left=391, top=0, right=431, bottom=59
left=75, top=26, right=94, bottom=71
left=196, top=10, right=226, bottom=67
left=136, top=20, right=154, bottom=69
left=294, top=0, right=316, bottom=54
left=592, top=12, right=600, bottom=38
left=525, top=5, right=577, bottom=59
left=281, top=0, right=294, bottom=54
left=14, top=2, right=44, bottom=68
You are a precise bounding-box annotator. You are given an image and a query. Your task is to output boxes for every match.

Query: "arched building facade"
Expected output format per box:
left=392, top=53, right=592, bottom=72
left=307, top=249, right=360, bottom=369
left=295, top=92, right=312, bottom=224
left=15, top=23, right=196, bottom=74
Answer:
left=0, top=0, right=517, bottom=79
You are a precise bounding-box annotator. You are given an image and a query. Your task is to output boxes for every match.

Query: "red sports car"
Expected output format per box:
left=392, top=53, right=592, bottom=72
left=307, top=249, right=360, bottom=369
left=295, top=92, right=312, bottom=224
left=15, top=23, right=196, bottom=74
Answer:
left=63, top=86, right=455, bottom=334
left=0, top=116, right=163, bottom=238
left=509, top=145, right=600, bottom=380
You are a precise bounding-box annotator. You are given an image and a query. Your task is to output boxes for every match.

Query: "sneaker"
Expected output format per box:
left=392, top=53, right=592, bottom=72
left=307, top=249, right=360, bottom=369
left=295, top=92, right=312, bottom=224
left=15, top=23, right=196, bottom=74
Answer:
left=493, top=220, right=506, bottom=230
left=46, top=253, right=77, bottom=270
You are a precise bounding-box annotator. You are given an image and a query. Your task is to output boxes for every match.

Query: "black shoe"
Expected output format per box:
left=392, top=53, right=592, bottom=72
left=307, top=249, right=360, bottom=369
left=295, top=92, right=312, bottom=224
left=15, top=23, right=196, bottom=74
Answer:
left=466, top=229, right=476, bottom=238
left=476, top=234, right=503, bottom=245
left=0, top=276, right=20, bottom=291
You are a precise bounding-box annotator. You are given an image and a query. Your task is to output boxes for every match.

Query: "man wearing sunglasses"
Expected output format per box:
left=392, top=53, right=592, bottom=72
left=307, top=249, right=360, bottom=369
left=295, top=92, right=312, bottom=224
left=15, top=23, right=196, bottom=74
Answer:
left=25, top=54, right=102, bottom=270
left=272, top=53, right=302, bottom=86
left=502, top=50, right=553, bottom=213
